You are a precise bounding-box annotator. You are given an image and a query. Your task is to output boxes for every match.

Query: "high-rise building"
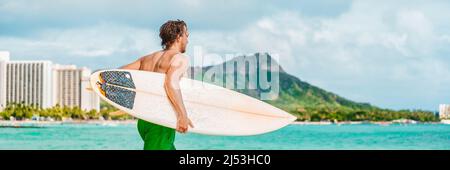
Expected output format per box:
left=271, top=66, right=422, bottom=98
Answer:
left=52, top=64, right=99, bottom=111
left=0, top=51, right=10, bottom=109
left=80, top=69, right=100, bottom=111
left=0, top=51, right=99, bottom=111
left=0, top=53, right=53, bottom=109
left=439, top=104, right=450, bottom=119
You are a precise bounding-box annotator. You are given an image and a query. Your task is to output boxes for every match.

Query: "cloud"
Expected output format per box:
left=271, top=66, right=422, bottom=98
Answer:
left=185, top=1, right=450, bottom=110
left=0, top=0, right=352, bottom=36
left=0, top=23, right=160, bottom=69
left=0, top=0, right=449, bottom=110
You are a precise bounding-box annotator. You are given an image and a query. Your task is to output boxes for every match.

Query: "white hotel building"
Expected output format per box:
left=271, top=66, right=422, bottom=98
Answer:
left=0, top=51, right=99, bottom=111
left=52, top=64, right=99, bottom=111
left=439, top=104, right=450, bottom=119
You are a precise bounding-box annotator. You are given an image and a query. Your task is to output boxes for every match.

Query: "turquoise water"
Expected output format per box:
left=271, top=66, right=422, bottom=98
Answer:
left=1, top=123, right=449, bottom=150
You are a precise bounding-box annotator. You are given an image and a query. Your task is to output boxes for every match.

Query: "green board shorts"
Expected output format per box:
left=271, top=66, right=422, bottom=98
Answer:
left=137, top=119, right=176, bottom=150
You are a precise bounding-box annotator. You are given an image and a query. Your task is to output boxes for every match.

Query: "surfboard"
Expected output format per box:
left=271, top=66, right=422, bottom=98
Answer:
left=90, top=69, right=296, bottom=136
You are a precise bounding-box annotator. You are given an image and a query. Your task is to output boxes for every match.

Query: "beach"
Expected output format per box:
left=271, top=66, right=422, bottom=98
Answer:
left=1, top=119, right=448, bottom=128
left=0, top=120, right=137, bottom=126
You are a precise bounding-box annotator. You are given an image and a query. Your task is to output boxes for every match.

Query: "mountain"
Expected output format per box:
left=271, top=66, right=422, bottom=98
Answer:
left=187, top=53, right=377, bottom=113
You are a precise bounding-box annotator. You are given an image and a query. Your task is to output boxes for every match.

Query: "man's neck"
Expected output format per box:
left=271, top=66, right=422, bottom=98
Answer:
left=166, top=45, right=181, bottom=53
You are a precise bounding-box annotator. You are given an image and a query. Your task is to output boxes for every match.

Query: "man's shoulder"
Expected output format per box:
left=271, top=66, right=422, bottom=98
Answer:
left=169, top=53, right=189, bottom=68
left=172, top=53, right=189, bottom=62
left=176, top=52, right=189, bottom=58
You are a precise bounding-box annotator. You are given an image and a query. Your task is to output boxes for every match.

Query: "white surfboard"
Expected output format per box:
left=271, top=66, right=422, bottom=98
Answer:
left=90, top=69, right=296, bottom=136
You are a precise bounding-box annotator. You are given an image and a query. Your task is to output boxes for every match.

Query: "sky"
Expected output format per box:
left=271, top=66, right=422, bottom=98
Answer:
left=0, top=0, right=449, bottom=111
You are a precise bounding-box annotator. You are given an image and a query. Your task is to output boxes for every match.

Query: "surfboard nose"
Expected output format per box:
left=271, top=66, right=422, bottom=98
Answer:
left=288, top=114, right=297, bottom=123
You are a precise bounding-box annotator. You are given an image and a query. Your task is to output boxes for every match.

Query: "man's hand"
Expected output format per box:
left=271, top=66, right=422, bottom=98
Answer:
left=176, top=116, right=194, bottom=133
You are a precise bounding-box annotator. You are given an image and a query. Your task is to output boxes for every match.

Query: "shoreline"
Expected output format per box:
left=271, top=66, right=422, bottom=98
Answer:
left=290, top=122, right=431, bottom=125
left=0, top=119, right=137, bottom=126
left=1, top=119, right=448, bottom=127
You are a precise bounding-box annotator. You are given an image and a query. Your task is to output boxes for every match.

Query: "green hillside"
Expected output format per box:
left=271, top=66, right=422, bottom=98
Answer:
left=188, top=53, right=438, bottom=122
left=189, top=53, right=375, bottom=112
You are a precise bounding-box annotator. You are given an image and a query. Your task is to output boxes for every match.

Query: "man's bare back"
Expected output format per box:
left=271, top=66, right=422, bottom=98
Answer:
left=139, top=50, right=181, bottom=73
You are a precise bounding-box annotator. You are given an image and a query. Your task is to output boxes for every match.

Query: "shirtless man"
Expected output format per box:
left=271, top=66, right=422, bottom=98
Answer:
left=119, top=20, right=193, bottom=150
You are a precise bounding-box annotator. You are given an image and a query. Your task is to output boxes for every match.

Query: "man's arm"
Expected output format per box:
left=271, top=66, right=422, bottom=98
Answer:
left=164, top=54, right=193, bottom=133
left=119, top=57, right=141, bottom=70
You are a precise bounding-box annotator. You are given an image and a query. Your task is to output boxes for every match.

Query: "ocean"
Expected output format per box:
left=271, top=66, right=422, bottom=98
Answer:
left=1, top=123, right=449, bottom=150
